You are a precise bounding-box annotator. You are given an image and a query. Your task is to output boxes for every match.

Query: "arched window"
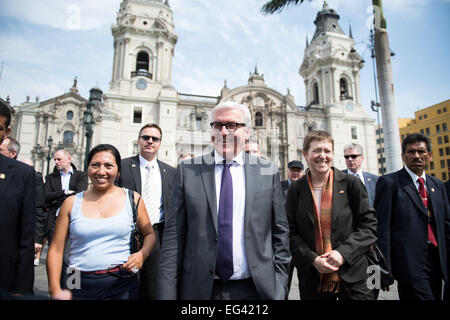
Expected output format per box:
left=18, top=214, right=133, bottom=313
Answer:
left=255, top=112, right=263, bottom=126
left=66, top=111, right=73, bottom=120
left=340, top=78, right=349, bottom=100
left=63, top=131, right=74, bottom=144
left=312, top=82, right=319, bottom=104
left=133, top=51, right=152, bottom=79
left=136, top=51, right=149, bottom=72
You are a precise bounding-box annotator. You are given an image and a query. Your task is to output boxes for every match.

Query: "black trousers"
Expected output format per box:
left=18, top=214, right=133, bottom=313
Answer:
left=299, top=274, right=376, bottom=300
left=139, top=222, right=164, bottom=300
left=397, top=244, right=443, bottom=300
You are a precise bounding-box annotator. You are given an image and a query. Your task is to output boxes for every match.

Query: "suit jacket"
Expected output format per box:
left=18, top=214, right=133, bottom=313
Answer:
left=43, top=169, right=88, bottom=233
left=281, top=180, right=290, bottom=199
left=286, top=168, right=378, bottom=283
left=374, top=168, right=450, bottom=284
left=34, top=172, right=47, bottom=244
left=342, top=169, right=378, bottom=208
left=158, top=152, right=291, bottom=300
left=117, top=155, right=176, bottom=217
left=0, top=154, right=35, bottom=294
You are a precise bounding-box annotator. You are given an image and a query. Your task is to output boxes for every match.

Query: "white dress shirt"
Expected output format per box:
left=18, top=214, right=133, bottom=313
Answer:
left=349, top=169, right=365, bottom=186
left=214, top=151, right=250, bottom=280
left=404, top=165, right=427, bottom=193
left=60, top=167, right=73, bottom=193
left=139, top=155, right=163, bottom=225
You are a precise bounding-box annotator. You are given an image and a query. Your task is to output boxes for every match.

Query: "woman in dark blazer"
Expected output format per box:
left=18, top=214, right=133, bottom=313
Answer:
left=285, top=130, right=378, bottom=300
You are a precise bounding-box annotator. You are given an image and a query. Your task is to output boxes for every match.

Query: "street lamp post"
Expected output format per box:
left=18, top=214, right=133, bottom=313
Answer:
left=83, top=87, right=102, bottom=170
left=369, top=28, right=386, bottom=176
left=46, top=136, right=53, bottom=175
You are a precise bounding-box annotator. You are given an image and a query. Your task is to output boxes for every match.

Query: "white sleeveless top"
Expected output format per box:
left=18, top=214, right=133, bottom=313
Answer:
left=68, top=188, right=134, bottom=271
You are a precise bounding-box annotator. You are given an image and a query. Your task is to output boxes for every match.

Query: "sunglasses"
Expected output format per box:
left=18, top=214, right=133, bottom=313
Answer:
left=344, top=154, right=361, bottom=159
left=139, top=135, right=161, bottom=142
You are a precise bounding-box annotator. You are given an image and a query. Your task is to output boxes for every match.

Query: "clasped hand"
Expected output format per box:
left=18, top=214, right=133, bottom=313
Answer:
left=313, top=250, right=345, bottom=274
left=122, top=250, right=144, bottom=272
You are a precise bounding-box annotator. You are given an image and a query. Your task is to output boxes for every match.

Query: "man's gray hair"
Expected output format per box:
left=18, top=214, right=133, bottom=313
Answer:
left=6, top=137, right=20, bottom=156
left=344, top=143, right=363, bottom=154
left=210, top=101, right=251, bottom=127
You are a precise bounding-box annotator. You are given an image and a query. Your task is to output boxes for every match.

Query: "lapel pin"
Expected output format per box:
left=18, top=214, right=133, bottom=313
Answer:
left=0, top=173, right=5, bottom=179
left=339, top=190, right=345, bottom=194
left=367, top=178, right=371, bottom=181
left=431, top=188, right=435, bottom=192
left=131, top=164, right=136, bottom=168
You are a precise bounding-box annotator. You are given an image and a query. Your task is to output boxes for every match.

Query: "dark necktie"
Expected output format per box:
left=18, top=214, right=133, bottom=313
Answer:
left=417, top=177, right=438, bottom=247
left=215, top=162, right=234, bottom=280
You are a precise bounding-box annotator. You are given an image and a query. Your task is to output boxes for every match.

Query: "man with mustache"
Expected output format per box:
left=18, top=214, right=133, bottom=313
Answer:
left=159, top=101, right=291, bottom=300
left=374, top=133, right=450, bottom=300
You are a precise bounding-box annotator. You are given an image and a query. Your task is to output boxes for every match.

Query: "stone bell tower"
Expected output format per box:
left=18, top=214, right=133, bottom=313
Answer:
left=100, top=0, right=179, bottom=165
left=299, top=1, right=378, bottom=172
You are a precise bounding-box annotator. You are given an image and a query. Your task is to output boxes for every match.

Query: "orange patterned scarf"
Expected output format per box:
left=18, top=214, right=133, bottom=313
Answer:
left=307, top=168, right=342, bottom=294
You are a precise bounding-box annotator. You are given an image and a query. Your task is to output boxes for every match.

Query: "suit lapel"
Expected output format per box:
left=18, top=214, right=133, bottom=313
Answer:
left=0, top=156, right=14, bottom=199
left=68, top=171, right=77, bottom=190
left=129, top=155, right=142, bottom=193
left=54, top=172, right=62, bottom=191
left=299, top=178, right=315, bottom=225
left=332, top=169, right=347, bottom=229
left=426, top=176, right=440, bottom=218
left=158, top=160, right=169, bottom=199
left=399, top=168, right=428, bottom=216
left=200, top=152, right=218, bottom=233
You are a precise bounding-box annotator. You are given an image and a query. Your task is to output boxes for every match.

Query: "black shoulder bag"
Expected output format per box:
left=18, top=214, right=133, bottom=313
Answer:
left=128, top=189, right=142, bottom=253
left=366, top=244, right=394, bottom=289
left=346, top=175, right=394, bottom=289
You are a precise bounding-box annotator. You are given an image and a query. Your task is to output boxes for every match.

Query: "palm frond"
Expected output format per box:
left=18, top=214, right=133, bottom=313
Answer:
left=261, top=0, right=307, bottom=15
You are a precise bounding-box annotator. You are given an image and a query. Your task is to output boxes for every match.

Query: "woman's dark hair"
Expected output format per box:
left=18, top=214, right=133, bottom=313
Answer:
left=87, top=144, right=121, bottom=173
left=401, top=133, right=432, bottom=154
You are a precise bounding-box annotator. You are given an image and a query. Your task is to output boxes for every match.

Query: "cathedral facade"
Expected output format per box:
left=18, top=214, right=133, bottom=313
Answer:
left=10, top=0, right=377, bottom=178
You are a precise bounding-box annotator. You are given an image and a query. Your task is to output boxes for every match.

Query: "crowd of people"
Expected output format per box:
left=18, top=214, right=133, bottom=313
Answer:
left=0, top=99, right=449, bottom=300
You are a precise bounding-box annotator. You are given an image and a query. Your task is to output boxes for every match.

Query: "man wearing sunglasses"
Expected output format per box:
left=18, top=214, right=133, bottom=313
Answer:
left=343, top=143, right=378, bottom=208
left=159, top=101, right=290, bottom=300
left=117, top=123, right=176, bottom=300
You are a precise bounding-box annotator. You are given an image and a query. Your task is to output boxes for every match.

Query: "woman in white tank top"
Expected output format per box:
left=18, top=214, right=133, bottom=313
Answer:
left=46, top=144, right=156, bottom=300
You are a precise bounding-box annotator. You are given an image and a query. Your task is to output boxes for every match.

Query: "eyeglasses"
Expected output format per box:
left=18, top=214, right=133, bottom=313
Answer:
left=344, top=154, right=361, bottom=159
left=210, top=122, right=246, bottom=132
left=139, top=135, right=161, bottom=142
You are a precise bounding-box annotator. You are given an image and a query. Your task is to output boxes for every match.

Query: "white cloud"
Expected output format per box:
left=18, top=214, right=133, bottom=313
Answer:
left=1, top=0, right=121, bottom=30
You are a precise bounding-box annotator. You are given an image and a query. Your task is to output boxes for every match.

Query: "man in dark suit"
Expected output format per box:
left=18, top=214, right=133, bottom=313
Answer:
left=281, top=160, right=304, bottom=298
left=0, top=101, right=35, bottom=295
left=117, top=123, right=176, bottom=300
left=281, top=160, right=304, bottom=198
left=0, top=138, right=48, bottom=266
left=159, top=101, right=291, bottom=300
left=374, top=133, right=450, bottom=300
left=343, top=143, right=378, bottom=208
left=42, top=149, right=88, bottom=244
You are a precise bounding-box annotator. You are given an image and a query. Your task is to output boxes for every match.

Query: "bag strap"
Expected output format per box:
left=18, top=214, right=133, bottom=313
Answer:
left=127, top=189, right=141, bottom=224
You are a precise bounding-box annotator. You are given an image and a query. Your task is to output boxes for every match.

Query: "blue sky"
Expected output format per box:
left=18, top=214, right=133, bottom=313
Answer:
left=0, top=0, right=449, bottom=121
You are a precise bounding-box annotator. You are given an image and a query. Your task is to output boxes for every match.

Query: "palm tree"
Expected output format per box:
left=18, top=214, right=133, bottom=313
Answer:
left=261, top=0, right=402, bottom=173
